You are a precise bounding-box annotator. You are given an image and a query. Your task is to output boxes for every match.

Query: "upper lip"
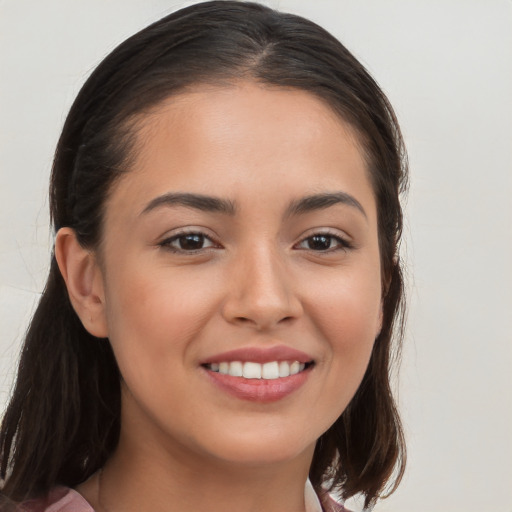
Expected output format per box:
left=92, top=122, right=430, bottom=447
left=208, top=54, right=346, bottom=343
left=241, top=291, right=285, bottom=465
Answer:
left=201, top=345, right=314, bottom=365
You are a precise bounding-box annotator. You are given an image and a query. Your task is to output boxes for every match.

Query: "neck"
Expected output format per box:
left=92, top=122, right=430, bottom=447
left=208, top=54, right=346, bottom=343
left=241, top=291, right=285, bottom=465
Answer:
left=81, top=427, right=315, bottom=512
left=99, top=447, right=313, bottom=512
left=76, top=386, right=318, bottom=512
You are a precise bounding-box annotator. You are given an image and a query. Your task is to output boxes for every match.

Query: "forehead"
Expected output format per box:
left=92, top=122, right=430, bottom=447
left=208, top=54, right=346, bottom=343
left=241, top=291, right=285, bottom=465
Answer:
left=134, top=81, right=365, bottom=160
left=107, top=81, right=375, bottom=221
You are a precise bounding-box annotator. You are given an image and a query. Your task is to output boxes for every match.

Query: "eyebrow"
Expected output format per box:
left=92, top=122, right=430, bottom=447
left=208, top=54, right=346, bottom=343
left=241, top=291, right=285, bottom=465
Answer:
left=140, top=191, right=366, bottom=219
left=141, top=192, right=236, bottom=216
left=285, top=192, right=367, bottom=219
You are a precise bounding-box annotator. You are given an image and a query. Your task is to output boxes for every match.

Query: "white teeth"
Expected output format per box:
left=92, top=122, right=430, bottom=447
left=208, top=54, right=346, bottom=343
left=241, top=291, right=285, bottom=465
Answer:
left=289, top=361, right=300, bottom=375
left=229, top=361, right=243, bottom=377
left=243, top=362, right=262, bottom=379
left=262, top=361, right=279, bottom=380
left=209, top=360, right=308, bottom=380
left=278, top=361, right=290, bottom=377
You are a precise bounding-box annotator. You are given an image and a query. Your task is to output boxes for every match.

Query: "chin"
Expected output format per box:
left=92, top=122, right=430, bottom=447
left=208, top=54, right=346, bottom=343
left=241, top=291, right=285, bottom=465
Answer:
left=191, top=424, right=317, bottom=468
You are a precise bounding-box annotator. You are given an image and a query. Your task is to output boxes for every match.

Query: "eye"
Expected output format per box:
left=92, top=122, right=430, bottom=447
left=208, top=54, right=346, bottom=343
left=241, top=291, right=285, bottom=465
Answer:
left=160, top=232, right=218, bottom=252
left=296, top=233, right=351, bottom=252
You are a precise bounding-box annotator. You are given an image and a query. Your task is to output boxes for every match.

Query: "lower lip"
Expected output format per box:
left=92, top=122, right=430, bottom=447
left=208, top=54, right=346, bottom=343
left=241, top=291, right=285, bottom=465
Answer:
left=203, top=367, right=311, bottom=402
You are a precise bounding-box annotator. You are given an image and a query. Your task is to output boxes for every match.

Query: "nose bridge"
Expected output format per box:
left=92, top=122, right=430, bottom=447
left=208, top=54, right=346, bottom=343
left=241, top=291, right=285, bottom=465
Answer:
left=223, top=241, right=301, bottom=328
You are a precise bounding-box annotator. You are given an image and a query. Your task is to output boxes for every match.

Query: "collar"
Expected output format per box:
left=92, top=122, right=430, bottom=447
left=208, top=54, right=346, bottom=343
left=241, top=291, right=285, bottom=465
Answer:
left=305, top=478, right=324, bottom=512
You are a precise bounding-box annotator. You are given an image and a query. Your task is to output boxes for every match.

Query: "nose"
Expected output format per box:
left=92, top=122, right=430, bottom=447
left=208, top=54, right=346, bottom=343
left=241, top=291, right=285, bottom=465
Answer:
left=221, top=245, right=303, bottom=330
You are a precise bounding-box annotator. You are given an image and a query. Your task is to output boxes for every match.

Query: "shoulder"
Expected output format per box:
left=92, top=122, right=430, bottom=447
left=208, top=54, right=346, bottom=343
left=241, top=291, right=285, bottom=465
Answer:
left=318, top=492, right=351, bottom=512
left=306, top=480, right=349, bottom=512
left=13, top=487, right=94, bottom=512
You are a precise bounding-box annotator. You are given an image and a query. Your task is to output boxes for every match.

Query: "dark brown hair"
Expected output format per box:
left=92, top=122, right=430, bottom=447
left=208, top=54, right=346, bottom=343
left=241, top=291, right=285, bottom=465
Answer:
left=0, top=1, right=407, bottom=508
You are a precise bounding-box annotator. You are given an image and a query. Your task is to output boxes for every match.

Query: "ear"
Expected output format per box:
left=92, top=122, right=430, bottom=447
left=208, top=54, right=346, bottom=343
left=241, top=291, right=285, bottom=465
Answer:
left=55, top=227, right=108, bottom=338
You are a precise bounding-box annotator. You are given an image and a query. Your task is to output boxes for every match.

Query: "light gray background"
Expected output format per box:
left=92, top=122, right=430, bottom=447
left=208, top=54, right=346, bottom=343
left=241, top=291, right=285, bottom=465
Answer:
left=1, top=1, right=511, bottom=511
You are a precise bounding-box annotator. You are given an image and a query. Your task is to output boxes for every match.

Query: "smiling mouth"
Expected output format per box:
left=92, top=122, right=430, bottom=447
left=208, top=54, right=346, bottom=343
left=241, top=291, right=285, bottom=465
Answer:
left=203, top=360, right=314, bottom=380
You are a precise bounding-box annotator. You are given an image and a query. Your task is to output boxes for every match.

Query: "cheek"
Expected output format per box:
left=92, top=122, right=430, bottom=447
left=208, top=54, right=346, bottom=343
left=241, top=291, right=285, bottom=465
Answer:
left=102, top=262, right=219, bottom=368
left=305, top=266, right=381, bottom=387
left=311, top=265, right=381, bottom=333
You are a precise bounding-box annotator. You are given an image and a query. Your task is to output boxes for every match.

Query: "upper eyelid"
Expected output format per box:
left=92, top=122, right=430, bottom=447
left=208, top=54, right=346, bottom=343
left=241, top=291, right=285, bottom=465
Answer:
left=157, top=228, right=221, bottom=249
left=296, top=234, right=350, bottom=247
left=158, top=227, right=219, bottom=242
left=293, top=228, right=355, bottom=252
left=296, top=227, right=352, bottom=242
left=156, top=226, right=353, bottom=246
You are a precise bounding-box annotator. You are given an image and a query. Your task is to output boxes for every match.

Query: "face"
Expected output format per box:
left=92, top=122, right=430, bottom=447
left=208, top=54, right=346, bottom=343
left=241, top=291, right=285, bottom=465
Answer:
left=95, top=82, right=382, bottom=469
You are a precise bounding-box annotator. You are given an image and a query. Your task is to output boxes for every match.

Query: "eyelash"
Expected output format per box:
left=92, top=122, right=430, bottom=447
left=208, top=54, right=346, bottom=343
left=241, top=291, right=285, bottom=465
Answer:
left=159, top=229, right=353, bottom=255
left=294, top=231, right=353, bottom=253
left=159, top=230, right=220, bottom=253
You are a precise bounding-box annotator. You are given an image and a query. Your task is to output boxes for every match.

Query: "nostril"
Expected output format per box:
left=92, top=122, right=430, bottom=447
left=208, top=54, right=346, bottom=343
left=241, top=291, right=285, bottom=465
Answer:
left=222, top=290, right=302, bottom=329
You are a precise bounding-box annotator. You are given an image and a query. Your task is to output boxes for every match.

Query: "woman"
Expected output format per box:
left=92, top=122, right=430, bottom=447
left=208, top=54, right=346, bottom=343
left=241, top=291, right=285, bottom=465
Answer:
left=0, top=2, right=407, bottom=511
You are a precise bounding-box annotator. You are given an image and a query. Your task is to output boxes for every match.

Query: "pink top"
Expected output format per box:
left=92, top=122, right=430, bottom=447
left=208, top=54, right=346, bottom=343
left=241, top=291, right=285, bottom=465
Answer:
left=17, top=482, right=348, bottom=512
left=17, top=487, right=91, bottom=512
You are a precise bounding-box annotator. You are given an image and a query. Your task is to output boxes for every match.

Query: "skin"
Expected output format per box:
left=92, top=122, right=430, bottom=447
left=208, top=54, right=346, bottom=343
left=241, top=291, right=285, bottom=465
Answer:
left=57, top=81, right=382, bottom=512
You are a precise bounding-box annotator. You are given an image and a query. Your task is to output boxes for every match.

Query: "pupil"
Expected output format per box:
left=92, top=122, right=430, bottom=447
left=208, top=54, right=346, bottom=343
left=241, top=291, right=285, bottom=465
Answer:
left=180, top=234, right=204, bottom=250
left=308, top=235, right=331, bottom=250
